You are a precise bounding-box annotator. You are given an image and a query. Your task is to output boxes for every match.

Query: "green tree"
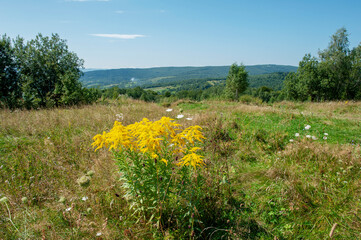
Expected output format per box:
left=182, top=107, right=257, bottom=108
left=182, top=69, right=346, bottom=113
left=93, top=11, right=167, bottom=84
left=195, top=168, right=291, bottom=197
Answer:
left=0, top=35, right=20, bottom=108
left=225, top=63, right=248, bottom=100
left=318, top=27, right=352, bottom=100
left=14, top=33, right=84, bottom=107
left=284, top=28, right=360, bottom=101
left=350, top=43, right=361, bottom=99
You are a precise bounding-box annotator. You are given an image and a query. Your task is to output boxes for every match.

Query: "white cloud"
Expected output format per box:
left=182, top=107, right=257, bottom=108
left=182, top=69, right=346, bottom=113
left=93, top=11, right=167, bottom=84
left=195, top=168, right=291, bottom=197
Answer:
left=90, top=34, right=145, bottom=39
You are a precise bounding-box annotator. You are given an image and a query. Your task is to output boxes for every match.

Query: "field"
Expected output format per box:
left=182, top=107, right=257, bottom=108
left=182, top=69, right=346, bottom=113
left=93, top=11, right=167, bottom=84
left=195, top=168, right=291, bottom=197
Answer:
left=1, top=99, right=361, bottom=239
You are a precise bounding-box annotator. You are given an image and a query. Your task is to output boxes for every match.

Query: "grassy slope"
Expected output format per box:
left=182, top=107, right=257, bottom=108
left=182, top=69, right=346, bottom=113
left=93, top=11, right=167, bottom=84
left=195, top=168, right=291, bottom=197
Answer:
left=1, top=100, right=360, bottom=239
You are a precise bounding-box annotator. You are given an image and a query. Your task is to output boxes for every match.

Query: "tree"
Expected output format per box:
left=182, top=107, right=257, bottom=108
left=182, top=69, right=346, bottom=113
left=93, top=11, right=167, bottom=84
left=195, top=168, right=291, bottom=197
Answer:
left=350, top=44, right=361, bottom=99
left=14, top=33, right=84, bottom=107
left=225, top=63, right=248, bottom=100
left=0, top=35, right=20, bottom=108
left=284, top=28, right=361, bottom=101
left=318, top=27, right=352, bottom=100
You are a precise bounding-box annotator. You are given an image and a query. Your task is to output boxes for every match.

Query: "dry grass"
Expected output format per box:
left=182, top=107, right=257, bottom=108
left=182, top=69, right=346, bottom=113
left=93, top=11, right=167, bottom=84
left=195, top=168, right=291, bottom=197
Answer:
left=1, top=99, right=361, bottom=239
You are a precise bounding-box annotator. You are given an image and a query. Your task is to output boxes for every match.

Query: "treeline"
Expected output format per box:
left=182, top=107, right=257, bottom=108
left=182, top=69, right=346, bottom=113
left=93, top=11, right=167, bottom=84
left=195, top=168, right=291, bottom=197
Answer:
left=0, top=34, right=98, bottom=109
left=284, top=28, right=361, bottom=101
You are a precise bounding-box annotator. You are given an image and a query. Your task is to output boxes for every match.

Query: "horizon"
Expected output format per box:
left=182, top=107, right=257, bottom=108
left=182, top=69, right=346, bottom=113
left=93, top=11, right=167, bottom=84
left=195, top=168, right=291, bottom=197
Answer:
left=83, top=63, right=299, bottom=71
left=1, top=0, right=360, bottom=69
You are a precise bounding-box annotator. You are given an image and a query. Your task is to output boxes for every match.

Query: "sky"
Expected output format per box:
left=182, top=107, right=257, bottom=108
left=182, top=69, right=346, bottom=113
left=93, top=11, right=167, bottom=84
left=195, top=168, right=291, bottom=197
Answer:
left=1, top=0, right=361, bottom=69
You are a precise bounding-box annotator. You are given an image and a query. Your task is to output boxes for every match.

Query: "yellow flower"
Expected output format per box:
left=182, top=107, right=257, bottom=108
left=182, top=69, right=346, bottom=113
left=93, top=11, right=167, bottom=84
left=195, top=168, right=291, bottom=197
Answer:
left=189, top=147, right=201, bottom=152
left=92, top=117, right=206, bottom=170
left=178, top=153, right=205, bottom=169
left=161, top=158, right=168, bottom=166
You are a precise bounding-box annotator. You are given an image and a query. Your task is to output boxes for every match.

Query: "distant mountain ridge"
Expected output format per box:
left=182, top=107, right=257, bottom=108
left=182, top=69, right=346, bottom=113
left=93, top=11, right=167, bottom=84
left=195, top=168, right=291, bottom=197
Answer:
left=80, top=64, right=297, bottom=89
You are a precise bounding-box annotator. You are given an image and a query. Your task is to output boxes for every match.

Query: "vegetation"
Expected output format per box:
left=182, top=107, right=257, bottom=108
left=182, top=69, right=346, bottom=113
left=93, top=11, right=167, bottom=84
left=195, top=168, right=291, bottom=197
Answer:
left=80, top=65, right=297, bottom=89
left=225, top=63, right=249, bottom=100
left=1, top=99, right=361, bottom=239
left=1, top=28, right=360, bottom=238
left=0, top=33, right=98, bottom=109
left=285, top=28, right=361, bottom=101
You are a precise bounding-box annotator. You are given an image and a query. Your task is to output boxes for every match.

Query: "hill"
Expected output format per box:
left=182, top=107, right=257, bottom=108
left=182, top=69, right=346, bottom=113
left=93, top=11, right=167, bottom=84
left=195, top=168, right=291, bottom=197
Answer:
left=80, top=64, right=297, bottom=89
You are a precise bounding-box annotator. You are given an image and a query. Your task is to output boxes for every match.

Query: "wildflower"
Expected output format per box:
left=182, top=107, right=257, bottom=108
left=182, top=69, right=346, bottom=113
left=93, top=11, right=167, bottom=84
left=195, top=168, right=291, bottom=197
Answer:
left=96, top=232, right=102, bottom=237
left=306, top=135, right=311, bottom=138
left=323, top=136, right=327, bottom=140
left=295, top=133, right=300, bottom=137
left=178, top=153, right=205, bottom=169
left=82, top=196, right=88, bottom=201
left=116, top=113, right=124, bottom=121
left=305, top=125, right=311, bottom=130
left=166, top=109, right=173, bottom=112
left=161, top=158, right=168, bottom=165
left=289, top=139, right=294, bottom=142
left=66, top=207, right=72, bottom=212
left=176, top=114, right=184, bottom=119
left=186, top=117, right=193, bottom=121
left=324, top=133, right=328, bottom=136
left=312, top=136, right=317, bottom=140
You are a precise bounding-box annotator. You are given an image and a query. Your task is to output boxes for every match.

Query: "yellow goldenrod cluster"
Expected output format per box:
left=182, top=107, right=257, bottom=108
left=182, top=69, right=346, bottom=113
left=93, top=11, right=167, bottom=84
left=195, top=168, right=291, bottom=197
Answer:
left=92, top=117, right=206, bottom=168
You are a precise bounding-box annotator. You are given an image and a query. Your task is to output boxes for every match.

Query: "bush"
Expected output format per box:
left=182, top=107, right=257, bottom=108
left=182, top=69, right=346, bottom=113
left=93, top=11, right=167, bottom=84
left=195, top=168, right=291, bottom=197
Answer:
left=239, top=95, right=263, bottom=105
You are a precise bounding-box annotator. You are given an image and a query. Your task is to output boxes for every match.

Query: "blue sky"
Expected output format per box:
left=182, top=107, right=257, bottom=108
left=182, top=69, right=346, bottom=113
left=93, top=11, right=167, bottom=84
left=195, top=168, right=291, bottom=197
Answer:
left=1, top=0, right=360, bottom=69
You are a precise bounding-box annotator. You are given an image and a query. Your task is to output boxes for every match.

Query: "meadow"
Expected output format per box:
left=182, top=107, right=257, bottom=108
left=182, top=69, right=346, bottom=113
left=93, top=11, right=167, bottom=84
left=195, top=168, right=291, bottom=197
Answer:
left=1, top=98, right=361, bottom=239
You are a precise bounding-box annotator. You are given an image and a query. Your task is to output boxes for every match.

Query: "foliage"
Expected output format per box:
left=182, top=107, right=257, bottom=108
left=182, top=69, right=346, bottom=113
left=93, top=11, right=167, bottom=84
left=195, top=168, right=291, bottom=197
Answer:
left=284, top=28, right=361, bottom=101
left=80, top=64, right=297, bottom=89
left=92, top=117, right=206, bottom=235
left=1, top=33, right=95, bottom=109
left=225, top=63, right=249, bottom=100
left=0, top=35, right=20, bottom=108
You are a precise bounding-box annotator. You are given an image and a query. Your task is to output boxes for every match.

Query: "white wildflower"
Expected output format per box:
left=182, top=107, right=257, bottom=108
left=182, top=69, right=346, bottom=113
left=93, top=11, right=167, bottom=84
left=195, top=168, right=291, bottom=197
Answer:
left=324, top=133, right=328, bottom=136
left=305, top=125, right=311, bottom=130
left=289, top=139, right=294, bottom=142
left=176, top=114, right=184, bottom=119
left=116, top=113, right=124, bottom=121
left=166, top=109, right=173, bottom=112
left=96, top=232, right=102, bottom=236
left=65, top=207, right=72, bottom=212
left=306, top=135, right=311, bottom=138
left=312, top=136, right=317, bottom=140
left=323, top=136, right=327, bottom=140
left=186, top=117, right=193, bottom=121
left=0, top=197, right=8, bottom=203
left=82, top=196, right=88, bottom=201
left=295, top=133, right=300, bottom=137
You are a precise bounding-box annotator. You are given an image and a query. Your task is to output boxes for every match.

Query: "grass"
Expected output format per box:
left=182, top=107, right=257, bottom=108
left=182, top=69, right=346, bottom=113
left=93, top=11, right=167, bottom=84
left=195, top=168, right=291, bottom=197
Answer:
left=1, top=99, right=361, bottom=239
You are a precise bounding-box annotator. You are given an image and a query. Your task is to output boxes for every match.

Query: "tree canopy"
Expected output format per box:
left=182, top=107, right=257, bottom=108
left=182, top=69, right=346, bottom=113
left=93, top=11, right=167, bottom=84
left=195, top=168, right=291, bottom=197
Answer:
left=0, top=33, right=96, bottom=109
left=225, top=63, right=249, bottom=100
left=284, top=28, right=361, bottom=101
